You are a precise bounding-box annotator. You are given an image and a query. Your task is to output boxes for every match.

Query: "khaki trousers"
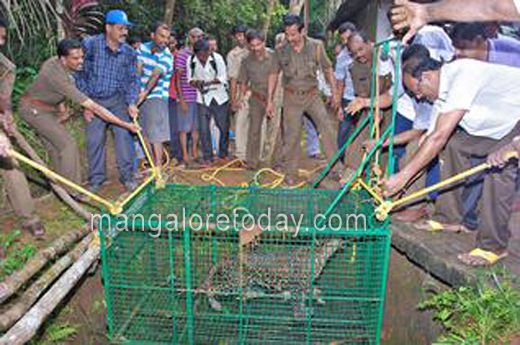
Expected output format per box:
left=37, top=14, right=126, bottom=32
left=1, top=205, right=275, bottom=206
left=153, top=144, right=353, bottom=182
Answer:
left=433, top=124, right=520, bottom=255
left=19, top=105, right=81, bottom=184
left=246, top=98, right=266, bottom=168
left=282, top=91, right=340, bottom=179
left=0, top=132, right=37, bottom=221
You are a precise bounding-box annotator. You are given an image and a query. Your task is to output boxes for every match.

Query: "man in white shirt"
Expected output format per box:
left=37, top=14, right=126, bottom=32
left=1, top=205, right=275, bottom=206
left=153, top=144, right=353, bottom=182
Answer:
left=188, top=39, right=229, bottom=163
left=385, top=51, right=520, bottom=267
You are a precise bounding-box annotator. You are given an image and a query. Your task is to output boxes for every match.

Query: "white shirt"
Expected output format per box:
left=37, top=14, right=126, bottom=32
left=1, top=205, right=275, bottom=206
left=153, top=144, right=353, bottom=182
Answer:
left=514, top=0, right=520, bottom=12
left=413, top=25, right=454, bottom=62
left=379, top=43, right=416, bottom=122
left=187, top=52, right=229, bottom=106
left=430, top=59, right=520, bottom=139
left=412, top=25, right=455, bottom=130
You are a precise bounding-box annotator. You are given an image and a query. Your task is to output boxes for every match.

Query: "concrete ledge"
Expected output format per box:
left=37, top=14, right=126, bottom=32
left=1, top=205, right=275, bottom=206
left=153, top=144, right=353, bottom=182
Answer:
left=390, top=221, right=478, bottom=287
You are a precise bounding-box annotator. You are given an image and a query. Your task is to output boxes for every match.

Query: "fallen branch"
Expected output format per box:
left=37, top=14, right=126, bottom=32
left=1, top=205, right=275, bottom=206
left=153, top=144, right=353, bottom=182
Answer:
left=11, top=129, right=94, bottom=222
left=0, top=234, right=93, bottom=332
left=0, top=226, right=91, bottom=305
left=0, top=241, right=100, bottom=345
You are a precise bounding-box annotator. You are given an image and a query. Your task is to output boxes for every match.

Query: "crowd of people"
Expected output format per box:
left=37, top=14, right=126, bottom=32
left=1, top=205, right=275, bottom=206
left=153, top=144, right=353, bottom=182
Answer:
left=2, top=0, right=520, bottom=272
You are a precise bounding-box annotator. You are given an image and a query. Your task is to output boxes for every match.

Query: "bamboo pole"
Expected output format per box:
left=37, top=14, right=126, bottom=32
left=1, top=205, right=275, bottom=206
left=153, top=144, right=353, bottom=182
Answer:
left=0, top=234, right=93, bottom=331
left=0, top=226, right=91, bottom=305
left=0, top=240, right=100, bottom=345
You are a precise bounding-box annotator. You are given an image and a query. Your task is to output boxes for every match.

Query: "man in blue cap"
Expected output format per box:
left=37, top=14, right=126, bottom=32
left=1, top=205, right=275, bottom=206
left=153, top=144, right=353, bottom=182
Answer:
left=76, top=9, right=140, bottom=193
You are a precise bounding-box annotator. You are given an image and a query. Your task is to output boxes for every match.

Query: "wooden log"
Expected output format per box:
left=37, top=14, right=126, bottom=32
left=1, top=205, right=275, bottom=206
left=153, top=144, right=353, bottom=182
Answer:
left=0, top=226, right=91, bottom=305
left=0, top=234, right=93, bottom=331
left=11, top=129, right=94, bottom=223
left=0, top=241, right=100, bottom=345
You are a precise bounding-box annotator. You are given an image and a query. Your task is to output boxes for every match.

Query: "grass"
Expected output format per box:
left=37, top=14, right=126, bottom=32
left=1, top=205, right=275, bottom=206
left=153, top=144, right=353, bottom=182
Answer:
left=419, top=270, right=520, bottom=344
left=0, top=229, right=37, bottom=280
left=33, top=322, right=79, bottom=345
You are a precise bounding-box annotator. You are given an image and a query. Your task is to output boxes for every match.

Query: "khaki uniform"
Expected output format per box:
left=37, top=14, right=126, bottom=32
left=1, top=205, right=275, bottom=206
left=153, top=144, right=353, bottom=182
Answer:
left=342, top=61, right=393, bottom=171
left=238, top=49, right=278, bottom=168
left=0, top=53, right=39, bottom=223
left=19, top=57, right=89, bottom=184
left=275, top=37, right=338, bottom=179
left=261, top=73, right=283, bottom=166
left=227, top=46, right=250, bottom=159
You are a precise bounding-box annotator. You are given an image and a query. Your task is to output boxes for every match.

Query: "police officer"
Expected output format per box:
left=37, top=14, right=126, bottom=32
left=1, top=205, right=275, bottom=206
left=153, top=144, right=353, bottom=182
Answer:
left=237, top=30, right=278, bottom=169
left=267, top=15, right=343, bottom=185
left=0, top=17, right=46, bottom=237
left=227, top=25, right=250, bottom=160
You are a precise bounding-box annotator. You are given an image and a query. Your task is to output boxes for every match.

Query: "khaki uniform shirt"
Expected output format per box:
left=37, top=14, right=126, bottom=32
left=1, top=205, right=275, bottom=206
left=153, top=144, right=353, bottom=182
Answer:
left=23, top=57, right=88, bottom=107
left=238, top=49, right=277, bottom=97
left=226, top=46, right=250, bottom=80
left=0, top=53, right=16, bottom=114
left=275, top=37, right=332, bottom=90
left=350, top=60, right=392, bottom=98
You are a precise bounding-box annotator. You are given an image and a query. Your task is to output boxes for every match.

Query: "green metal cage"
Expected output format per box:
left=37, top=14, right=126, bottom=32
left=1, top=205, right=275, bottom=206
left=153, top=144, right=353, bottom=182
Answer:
left=99, top=183, right=391, bottom=344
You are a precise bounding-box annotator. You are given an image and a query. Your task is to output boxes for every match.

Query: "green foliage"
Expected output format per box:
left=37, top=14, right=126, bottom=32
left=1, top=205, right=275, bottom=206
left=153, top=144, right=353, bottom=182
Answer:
left=0, top=230, right=37, bottom=280
left=40, top=322, right=78, bottom=344
left=419, top=272, right=520, bottom=344
left=103, top=0, right=287, bottom=52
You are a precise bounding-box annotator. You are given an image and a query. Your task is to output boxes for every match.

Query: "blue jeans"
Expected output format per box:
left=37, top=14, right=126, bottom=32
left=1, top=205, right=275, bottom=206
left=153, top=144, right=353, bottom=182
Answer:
left=337, top=99, right=353, bottom=163
left=168, top=98, right=183, bottom=163
left=199, top=100, right=229, bottom=161
left=86, top=95, right=135, bottom=186
left=393, top=113, right=414, bottom=173
left=304, top=115, right=320, bottom=156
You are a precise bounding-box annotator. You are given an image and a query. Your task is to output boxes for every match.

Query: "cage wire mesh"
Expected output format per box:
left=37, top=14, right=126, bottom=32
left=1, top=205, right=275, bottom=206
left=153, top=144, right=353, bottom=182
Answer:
left=99, top=183, right=391, bottom=344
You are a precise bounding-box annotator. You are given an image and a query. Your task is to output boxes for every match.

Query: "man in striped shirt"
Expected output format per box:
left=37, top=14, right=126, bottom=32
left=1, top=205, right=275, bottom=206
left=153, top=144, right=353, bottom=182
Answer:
left=137, top=23, right=174, bottom=166
left=176, top=28, right=203, bottom=166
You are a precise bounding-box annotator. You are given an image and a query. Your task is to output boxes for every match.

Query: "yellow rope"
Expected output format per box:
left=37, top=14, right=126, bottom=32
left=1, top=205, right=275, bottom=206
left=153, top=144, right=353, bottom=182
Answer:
left=8, top=149, right=121, bottom=213
left=118, top=174, right=156, bottom=209
left=133, top=118, right=165, bottom=188
left=356, top=178, right=384, bottom=205
left=371, top=151, right=519, bottom=221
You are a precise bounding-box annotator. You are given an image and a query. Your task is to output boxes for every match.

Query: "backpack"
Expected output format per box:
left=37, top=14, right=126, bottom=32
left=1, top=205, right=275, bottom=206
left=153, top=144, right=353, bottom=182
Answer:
left=190, top=53, right=218, bottom=79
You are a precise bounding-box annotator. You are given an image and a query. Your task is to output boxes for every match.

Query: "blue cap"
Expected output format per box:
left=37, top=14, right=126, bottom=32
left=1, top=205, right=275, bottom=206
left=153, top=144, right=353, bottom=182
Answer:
left=105, top=10, right=133, bottom=26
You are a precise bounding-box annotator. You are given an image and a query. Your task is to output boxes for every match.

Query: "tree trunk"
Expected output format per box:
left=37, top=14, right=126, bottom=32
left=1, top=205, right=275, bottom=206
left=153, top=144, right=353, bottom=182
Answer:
left=56, top=0, right=66, bottom=40
left=11, top=128, right=94, bottom=223
left=0, top=242, right=100, bottom=345
left=303, top=0, right=310, bottom=31
left=262, top=0, right=278, bottom=37
left=0, top=234, right=93, bottom=332
left=289, top=0, right=305, bottom=15
left=0, top=226, right=90, bottom=305
left=163, top=0, right=177, bottom=26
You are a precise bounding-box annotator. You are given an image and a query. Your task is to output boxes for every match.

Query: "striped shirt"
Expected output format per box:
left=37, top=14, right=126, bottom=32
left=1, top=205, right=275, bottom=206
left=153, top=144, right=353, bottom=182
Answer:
left=137, top=42, right=174, bottom=100
left=175, top=47, right=198, bottom=103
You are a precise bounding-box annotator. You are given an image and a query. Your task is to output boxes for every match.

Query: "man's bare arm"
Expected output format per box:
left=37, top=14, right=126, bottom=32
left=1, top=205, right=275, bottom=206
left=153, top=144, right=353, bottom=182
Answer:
left=266, top=72, right=279, bottom=118
left=138, top=69, right=162, bottom=105
left=385, top=109, right=466, bottom=195
left=392, top=0, right=520, bottom=42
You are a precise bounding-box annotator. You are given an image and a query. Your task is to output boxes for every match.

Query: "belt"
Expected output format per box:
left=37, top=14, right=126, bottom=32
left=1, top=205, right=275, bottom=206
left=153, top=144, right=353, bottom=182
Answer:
left=20, top=96, right=56, bottom=111
left=284, top=86, right=317, bottom=96
left=250, top=89, right=267, bottom=104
